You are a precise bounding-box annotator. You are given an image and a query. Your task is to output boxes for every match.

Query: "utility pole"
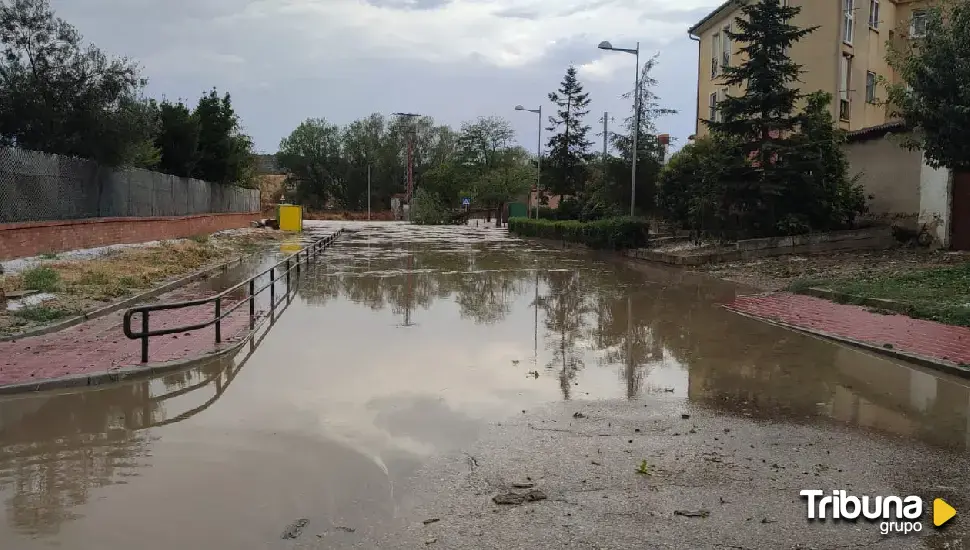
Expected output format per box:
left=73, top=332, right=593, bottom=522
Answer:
left=393, top=112, right=421, bottom=222
left=367, top=164, right=371, bottom=221
left=602, top=111, right=609, bottom=166
left=596, top=112, right=615, bottom=169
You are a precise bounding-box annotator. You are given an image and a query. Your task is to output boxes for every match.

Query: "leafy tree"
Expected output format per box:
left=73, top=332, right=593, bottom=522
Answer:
left=0, top=0, right=148, bottom=166
left=194, top=89, right=254, bottom=185
left=546, top=66, right=593, bottom=196
left=154, top=100, right=201, bottom=177
left=887, top=0, right=970, bottom=170
left=786, top=91, right=866, bottom=232
left=277, top=118, right=343, bottom=209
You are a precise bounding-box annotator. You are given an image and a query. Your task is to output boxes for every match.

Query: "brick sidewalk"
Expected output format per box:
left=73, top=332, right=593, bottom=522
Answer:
left=0, top=285, right=257, bottom=388
left=725, top=293, right=970, bottom=366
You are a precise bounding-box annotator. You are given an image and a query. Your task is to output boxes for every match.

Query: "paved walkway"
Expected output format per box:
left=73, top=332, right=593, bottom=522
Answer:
left=0, top=284, right=257, bottom=388
left=725, top=292, right=970, bottom=366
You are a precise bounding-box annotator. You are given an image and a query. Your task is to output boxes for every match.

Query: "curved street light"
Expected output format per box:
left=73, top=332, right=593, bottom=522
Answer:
left=598, top=40, right=640, bottom=216
left=514, top=105, right=542, bottom=219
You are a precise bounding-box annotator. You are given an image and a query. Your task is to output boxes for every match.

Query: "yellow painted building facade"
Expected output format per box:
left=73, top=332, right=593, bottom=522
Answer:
left=689, top=0, right=935, bottom=138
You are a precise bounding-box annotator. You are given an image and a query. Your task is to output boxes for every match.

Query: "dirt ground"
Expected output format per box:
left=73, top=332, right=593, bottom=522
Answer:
left=0, top=228, right=285, bottom=336
left=696, top=246, right=970, bottom=291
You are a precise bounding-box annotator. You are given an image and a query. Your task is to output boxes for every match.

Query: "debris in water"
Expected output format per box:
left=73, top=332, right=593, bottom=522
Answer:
left=681, top=413, right=691, bottom=419
left=423, top=518, right=441, bottom=525
left=512, top=482, right=535, bottom=489
left=335, top=526, right=356, bottom=533
left=572, top=412, right=586, bottom=419
left=281, top=518, right=309, bottom=539
left=493, top=489, right=548, bottom=505
left=674, top=510, right=710, bottom=518
left=512, top=359, right=520, bottom=365
left=426, top=538, right=438, bottom=545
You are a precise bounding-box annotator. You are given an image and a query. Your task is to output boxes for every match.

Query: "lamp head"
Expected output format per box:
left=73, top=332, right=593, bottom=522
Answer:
left=514, top=105, right=525, bottom=111
left=598, top=41, right=613, bottom=50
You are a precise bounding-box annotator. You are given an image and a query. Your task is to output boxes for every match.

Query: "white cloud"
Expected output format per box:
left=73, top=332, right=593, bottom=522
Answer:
left=214, top=0, right=722, bottom=69
left=579, top=53, right=638, bottom=81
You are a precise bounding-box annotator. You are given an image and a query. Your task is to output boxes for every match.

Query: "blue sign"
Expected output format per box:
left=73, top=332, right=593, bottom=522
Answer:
left=462, top=198, right=471, bottom=206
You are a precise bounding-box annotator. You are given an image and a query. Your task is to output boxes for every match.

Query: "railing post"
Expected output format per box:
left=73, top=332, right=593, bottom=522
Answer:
left=270, top=267, right=276, bottom=308
left=297, top=251, right=301, bottom=276
left=286, top=259, right=291, bottom=294
left=215, top=297, right=222, bottom=343
left=249, top=279, right=255, bottom=331
left=141, top=311, right=149, bottom=363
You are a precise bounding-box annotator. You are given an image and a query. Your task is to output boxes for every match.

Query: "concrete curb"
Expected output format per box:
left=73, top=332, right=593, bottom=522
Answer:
left=0, top=335, right=249, bottom=396
left=722, top=304, right=970, bottom=380
left=0, top=250, right=264, bottom=342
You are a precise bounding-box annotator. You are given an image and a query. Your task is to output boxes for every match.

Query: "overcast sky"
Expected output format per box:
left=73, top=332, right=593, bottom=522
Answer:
left=50, top=0, right=721, bottom=154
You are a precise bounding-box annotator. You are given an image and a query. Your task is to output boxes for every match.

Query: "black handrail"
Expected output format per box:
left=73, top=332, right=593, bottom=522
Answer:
left=123, top=229, right=343, bottom=363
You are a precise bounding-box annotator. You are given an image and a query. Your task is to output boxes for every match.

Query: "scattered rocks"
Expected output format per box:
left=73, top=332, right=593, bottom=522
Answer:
left=281, top=518, right=309, bottom=539
left=425, top=537, right=438, bottom=545
left=493, top=489, right=548, bottom=505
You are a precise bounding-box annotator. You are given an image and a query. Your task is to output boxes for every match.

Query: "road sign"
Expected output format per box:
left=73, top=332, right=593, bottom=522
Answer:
left=462, top=198, right=471, bottom=206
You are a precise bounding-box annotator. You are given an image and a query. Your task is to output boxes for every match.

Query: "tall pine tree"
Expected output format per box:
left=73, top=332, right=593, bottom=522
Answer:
left=704, top=0, right=818, bottom=234
left=546, top=66, right=593, bottom=196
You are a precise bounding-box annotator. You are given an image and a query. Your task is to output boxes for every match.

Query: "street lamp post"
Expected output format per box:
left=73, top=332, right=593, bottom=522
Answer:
left=514, top=105, right=542, bottom=219
left=598, top=40, right=640, bottom=217
left=393, top=112, right=421, bottom=221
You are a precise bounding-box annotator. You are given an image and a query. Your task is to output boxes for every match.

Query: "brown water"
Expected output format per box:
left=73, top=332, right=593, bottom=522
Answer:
left=1, top=221, right=968, bottom=549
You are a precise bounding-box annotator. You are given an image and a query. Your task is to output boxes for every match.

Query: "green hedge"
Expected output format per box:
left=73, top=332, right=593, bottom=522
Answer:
left=508, top=217, right=650, bottom=250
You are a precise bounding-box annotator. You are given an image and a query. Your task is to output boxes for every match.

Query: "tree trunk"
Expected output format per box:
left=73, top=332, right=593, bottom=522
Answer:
left=496, top=202, right=505, bottom=227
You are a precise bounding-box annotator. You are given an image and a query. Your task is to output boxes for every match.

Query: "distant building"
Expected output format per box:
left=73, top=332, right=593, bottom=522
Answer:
left=254, top=154, right=283, bottom=175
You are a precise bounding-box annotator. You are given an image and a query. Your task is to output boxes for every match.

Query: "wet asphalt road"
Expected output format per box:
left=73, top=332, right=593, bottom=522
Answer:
left=0, top=221, right=968, bottom=549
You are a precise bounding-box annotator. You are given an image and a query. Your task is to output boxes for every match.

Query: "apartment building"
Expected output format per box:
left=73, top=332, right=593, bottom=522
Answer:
left=687, top=0, right=965, bottom=249
left=688, top=0, right=934, bottom=137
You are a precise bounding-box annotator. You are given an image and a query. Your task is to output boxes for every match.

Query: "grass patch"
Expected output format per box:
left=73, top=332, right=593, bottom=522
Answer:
left=39, top=252, right=58, bottom=260
left=189, top=234, right=210, bottom=245
left=788, top=262, right=970, bottom=327
left=21, top=266, right=61, bottom=292
left=11, top=305, right=77, bottom=323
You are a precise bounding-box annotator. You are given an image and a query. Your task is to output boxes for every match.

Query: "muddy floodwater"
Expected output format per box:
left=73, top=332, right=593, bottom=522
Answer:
left=1, top=222, right=969, bottom=549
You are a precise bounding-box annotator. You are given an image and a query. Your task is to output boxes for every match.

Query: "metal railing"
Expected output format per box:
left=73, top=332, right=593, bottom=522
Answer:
left=123, top=229, right=343, bottom=363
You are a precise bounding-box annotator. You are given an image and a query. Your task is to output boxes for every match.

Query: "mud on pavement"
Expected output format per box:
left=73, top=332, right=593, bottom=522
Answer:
left=338, top=399, right=970, bottom=550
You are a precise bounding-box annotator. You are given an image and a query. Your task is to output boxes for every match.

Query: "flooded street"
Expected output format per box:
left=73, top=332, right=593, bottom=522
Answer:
left=1, top=222, right=969, bottom=549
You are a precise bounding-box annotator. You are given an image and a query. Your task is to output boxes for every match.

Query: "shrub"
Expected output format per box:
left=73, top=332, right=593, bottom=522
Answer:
left=21, top=266, right=61, bottom=292
left=508, top=217, right=650, bottom=250
left=410, top=188, right=451, bottom=225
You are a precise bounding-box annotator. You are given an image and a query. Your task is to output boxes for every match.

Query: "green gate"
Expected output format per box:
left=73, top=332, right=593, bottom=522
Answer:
left=508, top=202, right=528, bottom=218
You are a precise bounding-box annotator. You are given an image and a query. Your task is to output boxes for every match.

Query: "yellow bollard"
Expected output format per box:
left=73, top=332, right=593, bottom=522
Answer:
left=278, top=204, right=303, bottom=232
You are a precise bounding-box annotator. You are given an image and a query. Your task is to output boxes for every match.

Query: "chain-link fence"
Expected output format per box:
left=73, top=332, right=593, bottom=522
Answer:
left=0, top=147, right=259, bottom=223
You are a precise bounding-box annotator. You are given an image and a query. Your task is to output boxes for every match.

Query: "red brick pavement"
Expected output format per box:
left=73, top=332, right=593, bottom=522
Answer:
left=0, top=285, right=258, bottom=388
left=725, top=293, right=970, bottom=365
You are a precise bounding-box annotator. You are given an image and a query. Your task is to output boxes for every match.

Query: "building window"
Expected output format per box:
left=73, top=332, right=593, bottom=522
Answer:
left=911, top=10, right=927, bottom=38
left=869, top=0, right=879, bottom=29
left=709, top=92, right=718, bottom=121
left=840, top=55, right=852, bottom=119
left=711, top=32, right=720, bottom=77
left=721, top=25, right=731, bottom=70
left=866, top=71, right=877, bottom=103
left=843, top=0, right=855, bottom=44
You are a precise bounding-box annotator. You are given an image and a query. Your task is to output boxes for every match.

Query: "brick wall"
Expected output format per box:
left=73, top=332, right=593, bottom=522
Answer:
left=0, top=212, right=259, bottom=261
